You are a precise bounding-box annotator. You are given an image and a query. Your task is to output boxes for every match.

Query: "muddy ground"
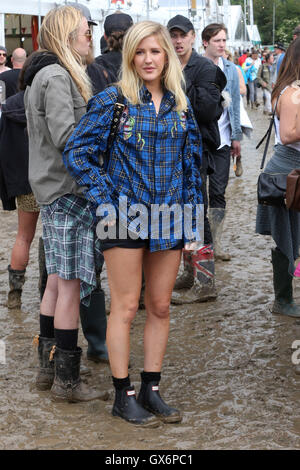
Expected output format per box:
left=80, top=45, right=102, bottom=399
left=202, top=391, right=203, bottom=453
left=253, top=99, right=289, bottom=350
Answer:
left=0, top=99, right=300, bottom=450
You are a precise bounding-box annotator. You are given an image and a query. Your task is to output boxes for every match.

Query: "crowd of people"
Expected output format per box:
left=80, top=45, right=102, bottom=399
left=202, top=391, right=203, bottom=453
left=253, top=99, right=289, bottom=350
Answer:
left=1, top=3, right=300, bottom=428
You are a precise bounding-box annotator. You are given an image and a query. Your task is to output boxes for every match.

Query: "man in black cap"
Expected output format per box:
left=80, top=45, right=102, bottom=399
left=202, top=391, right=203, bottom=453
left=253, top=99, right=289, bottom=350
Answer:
left=167, top=15, right=227, bottom=304
left=95, top=12, right=133, bottom=80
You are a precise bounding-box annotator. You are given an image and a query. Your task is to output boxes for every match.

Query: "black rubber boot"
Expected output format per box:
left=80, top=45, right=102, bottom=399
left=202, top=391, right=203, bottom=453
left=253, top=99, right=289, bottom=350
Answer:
left=112, top=386, right=160, bottom=427
left=38, top=237, right=48, bottom=301
left=80, top=288, right=109, bottom=364
left=33, top=335, right=55, bottom=390
left=7, top=265, right=26, bottom=309
left=271, top=248, right=300, bottom=318
left=137, top=381, right=182, bottom=423
left=50, top=346, right=109, bottom=403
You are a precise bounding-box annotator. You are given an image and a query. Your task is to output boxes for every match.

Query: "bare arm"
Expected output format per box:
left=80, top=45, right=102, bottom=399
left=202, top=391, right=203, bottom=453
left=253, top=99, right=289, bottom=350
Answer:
left=278, top=87, right=300, bottom=145
left=236, top=66, right=246, bottom=95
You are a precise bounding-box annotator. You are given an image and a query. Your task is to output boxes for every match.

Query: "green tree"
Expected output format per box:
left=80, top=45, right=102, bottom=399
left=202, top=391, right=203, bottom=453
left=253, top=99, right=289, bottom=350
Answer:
left=276, top=18, right=300, bottom=43
left=229, top=0, right=300, bottom=45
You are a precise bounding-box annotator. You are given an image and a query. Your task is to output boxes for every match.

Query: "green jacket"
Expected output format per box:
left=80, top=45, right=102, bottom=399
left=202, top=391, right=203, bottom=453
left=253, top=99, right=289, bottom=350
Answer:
left=24, top=63, right=86, bottom=205
left=257, top=63, right=273, bottom=93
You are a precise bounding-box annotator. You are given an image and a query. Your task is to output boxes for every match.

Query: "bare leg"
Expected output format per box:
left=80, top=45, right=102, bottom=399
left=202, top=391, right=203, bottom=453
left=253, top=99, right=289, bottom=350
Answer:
left=104, top=247, right=144, bottom=378
left=40, top=275, right=80, bottom=328
left=54, top=277, right=81, bottom=329
left=143, top=249, right=181, bottom=372
left=40, top=273, right=58, bottom=318
left=10, top=210, right=39, bottom=270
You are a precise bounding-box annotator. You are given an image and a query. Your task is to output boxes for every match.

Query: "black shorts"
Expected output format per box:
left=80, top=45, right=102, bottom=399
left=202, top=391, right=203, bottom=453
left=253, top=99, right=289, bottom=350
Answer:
left=98, top=219, right=184, bottom=252
left=100, top=237, right=183, bottom=252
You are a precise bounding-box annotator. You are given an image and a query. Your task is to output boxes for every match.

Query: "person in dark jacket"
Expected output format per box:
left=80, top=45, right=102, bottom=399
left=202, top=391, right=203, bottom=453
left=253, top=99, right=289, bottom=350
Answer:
left=100, top=35, right=108, bottom=54
left=86, top=49, right=116, bottom=94
left=0, top=48, right=27, bottom=100
left=167, top=15, right=227, bottom=304
left=95, top=12, right=133, bottom=80
left=0, top=52, right=40, bottom=310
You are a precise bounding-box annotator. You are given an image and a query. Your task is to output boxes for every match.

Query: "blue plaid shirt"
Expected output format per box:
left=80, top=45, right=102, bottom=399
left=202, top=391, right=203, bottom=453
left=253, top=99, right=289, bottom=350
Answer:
left=63, top=85, right=203, bottom=251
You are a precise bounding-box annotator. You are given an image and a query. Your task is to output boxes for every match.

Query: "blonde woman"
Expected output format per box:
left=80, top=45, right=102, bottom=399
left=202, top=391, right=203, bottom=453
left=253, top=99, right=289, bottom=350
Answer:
left=24, top=6, right=105, bottom=402
left=64, top=21, right=203, bottom=426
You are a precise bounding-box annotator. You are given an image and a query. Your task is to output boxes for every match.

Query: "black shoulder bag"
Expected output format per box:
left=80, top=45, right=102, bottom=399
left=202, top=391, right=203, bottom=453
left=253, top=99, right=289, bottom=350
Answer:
left=98, top=91, right=125, bottom=165
left=256, top=98, right=287, bottom=207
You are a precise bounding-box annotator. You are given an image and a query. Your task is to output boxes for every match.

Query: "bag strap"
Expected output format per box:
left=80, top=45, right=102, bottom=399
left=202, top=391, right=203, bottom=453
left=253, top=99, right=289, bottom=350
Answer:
left=107, top=91, right=125, bottom=150
left=256, top=96, right=279, bottom=170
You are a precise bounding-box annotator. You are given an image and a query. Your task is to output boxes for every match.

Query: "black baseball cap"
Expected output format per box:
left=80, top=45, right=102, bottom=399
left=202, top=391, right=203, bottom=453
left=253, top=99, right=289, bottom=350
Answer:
left=104, top=13, right=133, bottom=36
left=274, top=42, right=286, bottom=51
left=167, top=15, right=194, bottom=33
left=67, top=2, right=98, bottom=26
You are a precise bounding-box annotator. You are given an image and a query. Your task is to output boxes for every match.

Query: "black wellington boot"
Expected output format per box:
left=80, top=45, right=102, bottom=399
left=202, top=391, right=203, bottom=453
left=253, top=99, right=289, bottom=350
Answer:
left=80, top=288, right=109, bottom=364
left=50, top=346, right=109, bottom=403
left=7, top=265, right=26, bottom=309
left=137, top=381, right=182, bottom=423
left=33, top=335, right=55, bottom=390
left=271, top=248, right=300, bottom=318
left=112, top=386, right=160, bottom=427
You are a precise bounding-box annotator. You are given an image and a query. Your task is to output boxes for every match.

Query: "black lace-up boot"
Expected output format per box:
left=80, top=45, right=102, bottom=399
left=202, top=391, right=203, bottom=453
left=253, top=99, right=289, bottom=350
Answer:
left=50, top=346, right=108, bottom=403
left=33, top=335, right=55, bottom=390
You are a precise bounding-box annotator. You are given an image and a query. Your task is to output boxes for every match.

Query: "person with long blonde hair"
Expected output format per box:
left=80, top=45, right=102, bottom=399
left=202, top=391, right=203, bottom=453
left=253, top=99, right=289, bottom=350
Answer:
left=24, top=5, right=106, bottom=403
left=64, top=20, right=203, bottom=426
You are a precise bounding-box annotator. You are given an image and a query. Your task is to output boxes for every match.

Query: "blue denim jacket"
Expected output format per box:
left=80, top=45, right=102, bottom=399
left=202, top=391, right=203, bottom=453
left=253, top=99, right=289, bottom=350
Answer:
left=221, top=57, right=243, bottom=142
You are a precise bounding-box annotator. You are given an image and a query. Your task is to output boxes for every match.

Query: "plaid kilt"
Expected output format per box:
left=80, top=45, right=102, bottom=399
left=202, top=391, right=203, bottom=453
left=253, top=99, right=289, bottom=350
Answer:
left=40, top=194, right=103, bottom=304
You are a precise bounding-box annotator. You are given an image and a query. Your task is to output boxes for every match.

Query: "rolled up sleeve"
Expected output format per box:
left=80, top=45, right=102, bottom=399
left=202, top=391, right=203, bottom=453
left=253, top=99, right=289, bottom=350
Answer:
left=63, top=90, right=117, bottom=208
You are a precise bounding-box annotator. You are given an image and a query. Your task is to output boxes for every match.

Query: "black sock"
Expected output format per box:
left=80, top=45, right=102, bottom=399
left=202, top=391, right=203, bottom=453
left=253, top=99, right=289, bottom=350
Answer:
left=141, top=371, right=161, bottom=384
left=54, top=328, right=78, bottom=351
left=40, top=314, right=54, bottom=338
left=112, top=375, right=131, bottom=390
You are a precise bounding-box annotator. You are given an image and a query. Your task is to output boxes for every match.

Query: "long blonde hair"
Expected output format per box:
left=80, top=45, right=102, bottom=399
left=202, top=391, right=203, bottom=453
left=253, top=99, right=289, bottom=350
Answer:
left=119, top=21, right=187, bottom=112
left=38, top=5, right=92, bottom=102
